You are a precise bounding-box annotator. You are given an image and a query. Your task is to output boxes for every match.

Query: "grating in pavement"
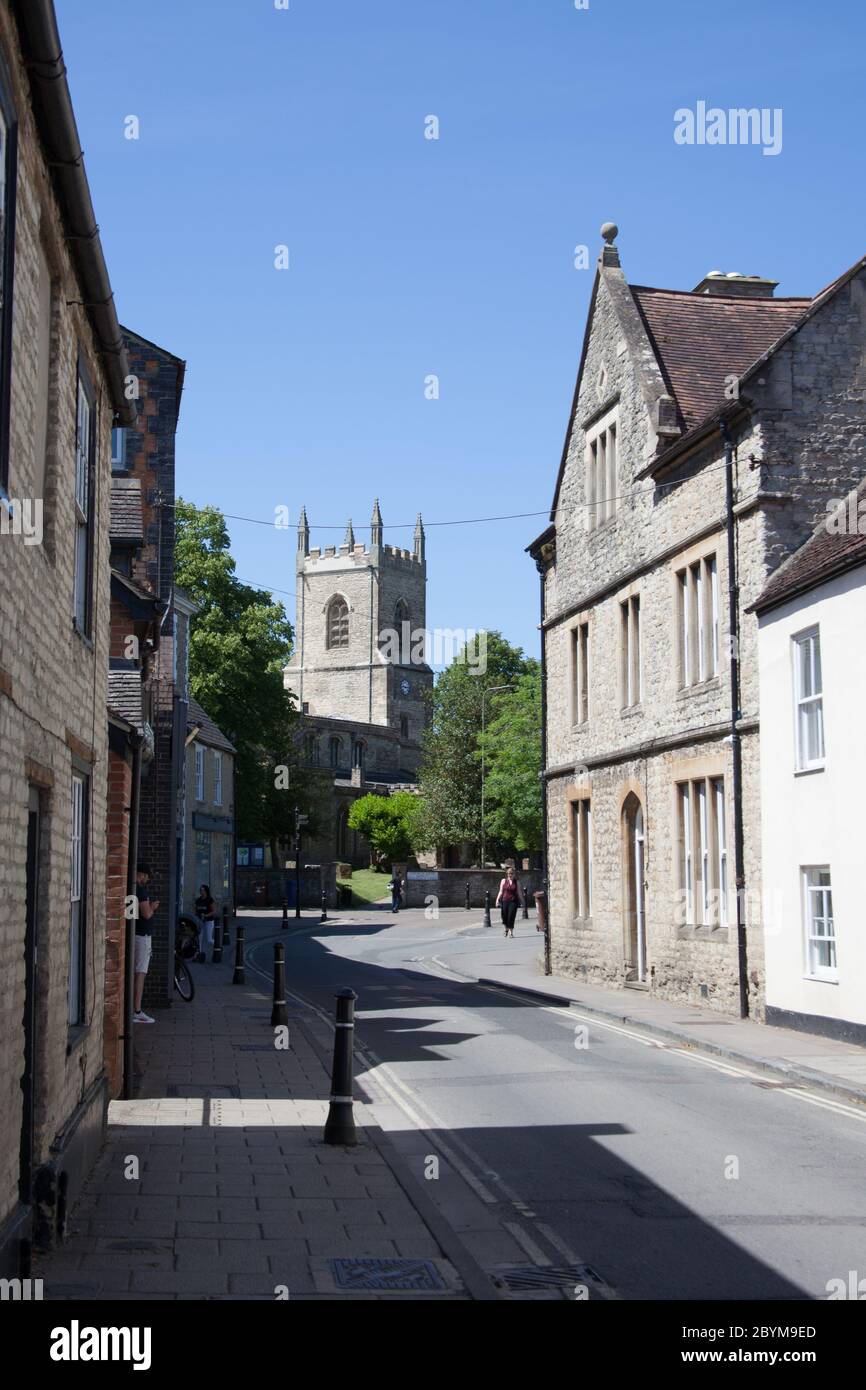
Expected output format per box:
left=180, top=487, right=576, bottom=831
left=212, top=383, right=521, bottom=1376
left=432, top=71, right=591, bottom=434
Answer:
left=496, top=1263, right=606, bottom=1291
left=329, top=1257, right=447, bottom=1291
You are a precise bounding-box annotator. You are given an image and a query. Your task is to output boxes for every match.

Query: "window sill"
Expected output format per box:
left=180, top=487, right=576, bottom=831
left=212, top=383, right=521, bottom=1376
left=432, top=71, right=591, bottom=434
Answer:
left=586, top=517, right=618, bottom=537
left=676, top=677, right=721, bottom=699
left=620, top=703, right=643, bottom=718
left=72, top=621, right=94, bottom=651
left=803, top=974, right=838, bottom=985
left=794, top=764, right=825, bottom=778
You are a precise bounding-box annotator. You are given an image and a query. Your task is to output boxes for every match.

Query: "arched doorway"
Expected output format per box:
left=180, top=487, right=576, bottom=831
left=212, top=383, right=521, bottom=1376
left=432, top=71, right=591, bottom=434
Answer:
left=622, top=793, right=647, bottom=984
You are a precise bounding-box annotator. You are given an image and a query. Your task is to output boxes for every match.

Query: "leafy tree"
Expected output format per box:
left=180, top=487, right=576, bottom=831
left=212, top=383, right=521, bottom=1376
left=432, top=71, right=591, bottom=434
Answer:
left=480, top=665, right=542, bottom=852
left=174, top=500, right=301, bottom=844
left=413, top=631, right=532, bottom=861
left=348, top=792, right=418, bottom=867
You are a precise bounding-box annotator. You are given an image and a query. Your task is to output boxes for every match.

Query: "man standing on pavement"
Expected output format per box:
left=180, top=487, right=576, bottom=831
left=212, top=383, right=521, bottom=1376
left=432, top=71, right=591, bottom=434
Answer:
left=134, top=862, right=160, bottom=1023
left=388, top=871, right=403, bottom=914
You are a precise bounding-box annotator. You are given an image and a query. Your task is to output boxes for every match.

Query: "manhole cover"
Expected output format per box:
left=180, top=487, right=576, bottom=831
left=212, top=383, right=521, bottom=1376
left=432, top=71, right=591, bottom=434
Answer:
left=329, top=1258, right=446, bottom=1291
left=496, top=1263, right=605, bottom=1291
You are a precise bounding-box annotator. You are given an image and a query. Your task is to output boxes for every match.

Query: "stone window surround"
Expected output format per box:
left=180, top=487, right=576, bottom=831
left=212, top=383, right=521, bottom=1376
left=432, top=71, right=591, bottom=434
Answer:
left=325, top=593, right=351, bottom=650
left=566, top=610, right=592, bottom=728
left=584, top=402, right=620, bottom=532
left=565, top=783, right=592, bottom=921
left=669, top=751, right=731, bottom=942
left=618, top=578, right=642, bottom=713
left=670, top=534, right=722, bottom=695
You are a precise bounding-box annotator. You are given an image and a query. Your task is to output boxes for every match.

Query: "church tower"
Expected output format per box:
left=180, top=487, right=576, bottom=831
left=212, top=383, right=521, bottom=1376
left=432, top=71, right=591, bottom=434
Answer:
left=284, top=501, right=433, bottom=774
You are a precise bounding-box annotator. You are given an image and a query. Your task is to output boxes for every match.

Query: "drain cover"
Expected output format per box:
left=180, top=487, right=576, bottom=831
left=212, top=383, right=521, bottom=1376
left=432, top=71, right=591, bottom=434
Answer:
left=329, top=1258, right=446, bottom=1291
left=496, top=1263, right=604, bottom=1291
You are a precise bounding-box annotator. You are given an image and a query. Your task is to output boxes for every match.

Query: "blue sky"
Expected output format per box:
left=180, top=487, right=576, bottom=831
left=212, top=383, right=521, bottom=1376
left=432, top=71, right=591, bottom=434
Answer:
left=58, top=0, right=866, bottom=661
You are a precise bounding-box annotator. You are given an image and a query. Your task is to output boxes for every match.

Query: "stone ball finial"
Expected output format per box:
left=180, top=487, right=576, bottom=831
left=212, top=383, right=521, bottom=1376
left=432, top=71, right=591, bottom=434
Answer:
left=600, top=222, right=618, bottom=245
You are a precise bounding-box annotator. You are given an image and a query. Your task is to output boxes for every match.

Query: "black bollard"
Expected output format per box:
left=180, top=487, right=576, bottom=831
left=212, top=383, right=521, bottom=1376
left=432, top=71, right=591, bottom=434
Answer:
left=271, top=942, right=289, bottom=1026
left=465, top=881, right=470, bottom=910
left=232, top=924, right=246, bottom=985
left=222, top=903, right=230, bottom=950
left=522, top=882, right=529, bottom=920
left=212, top=918, right=223, bottom=964
left=282, top=896, right=288, bottom=930
left=483, top=889, right=492, bottom=928
left=320, top=889, right=328, bottom=924
left=324, top=989, right=358, bottom=1146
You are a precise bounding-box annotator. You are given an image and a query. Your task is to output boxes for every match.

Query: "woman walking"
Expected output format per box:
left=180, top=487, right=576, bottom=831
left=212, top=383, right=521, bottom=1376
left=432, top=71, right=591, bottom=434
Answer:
left=195, top=883, right=216, bottom=962
left=496, top=866, right=524, bottom=938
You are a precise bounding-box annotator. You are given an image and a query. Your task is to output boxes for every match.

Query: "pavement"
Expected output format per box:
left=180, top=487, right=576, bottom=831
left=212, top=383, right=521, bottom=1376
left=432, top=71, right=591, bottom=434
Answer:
left=35, top=921, right=496, bottom=1301
left=261, top=906, right=866, bottom=1301
left=424, top=916, right=866, bottom=1107
left=34, top=904, right=866, bottom=1302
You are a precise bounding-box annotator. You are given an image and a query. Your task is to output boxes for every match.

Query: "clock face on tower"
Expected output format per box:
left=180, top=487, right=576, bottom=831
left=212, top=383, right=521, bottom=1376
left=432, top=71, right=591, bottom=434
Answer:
left=400, top=678, right=411, bottom=696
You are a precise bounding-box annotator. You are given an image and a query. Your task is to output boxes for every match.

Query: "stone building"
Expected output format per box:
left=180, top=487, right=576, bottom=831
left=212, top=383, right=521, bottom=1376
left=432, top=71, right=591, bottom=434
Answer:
left=183, top=697, right=235, bottom=917
left=530, top=224, right=866, bottom=1017
left=0, top=0, right=134, bottom=1273
left=284, top=501, right=432, bottom=867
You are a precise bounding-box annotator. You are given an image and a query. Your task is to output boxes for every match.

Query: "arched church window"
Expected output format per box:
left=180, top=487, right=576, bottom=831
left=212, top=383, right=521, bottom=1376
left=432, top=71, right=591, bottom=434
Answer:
left=304, top=733, right=319, bottom=766
left=394, top=599, right=410, bottom=631
left=327, top=597, right=349, bottom=649
left=353, top=741, right=366, bottom=770
left=329, top=737, right=342, bottom=769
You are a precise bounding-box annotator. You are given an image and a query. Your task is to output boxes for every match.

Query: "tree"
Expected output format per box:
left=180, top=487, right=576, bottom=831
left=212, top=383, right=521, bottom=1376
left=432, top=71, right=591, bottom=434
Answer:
left=174, top=500, right=301, bottom=844
left=348, top=792, right=418, bottom=867
left=480, top=665, right=542, bottom=852
left=413, top=631, right=533, bottom=861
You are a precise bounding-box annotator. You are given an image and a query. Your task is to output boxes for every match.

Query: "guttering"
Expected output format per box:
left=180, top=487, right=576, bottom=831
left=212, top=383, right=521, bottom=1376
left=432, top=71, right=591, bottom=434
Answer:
left=11, top=0, right=134, bottom=425
left=721, top=420, right=750, bottom=1020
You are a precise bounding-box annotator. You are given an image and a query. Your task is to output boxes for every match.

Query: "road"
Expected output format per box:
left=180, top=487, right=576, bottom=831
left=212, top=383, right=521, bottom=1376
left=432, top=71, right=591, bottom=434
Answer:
left=246, top=907, right=866, bottom=1301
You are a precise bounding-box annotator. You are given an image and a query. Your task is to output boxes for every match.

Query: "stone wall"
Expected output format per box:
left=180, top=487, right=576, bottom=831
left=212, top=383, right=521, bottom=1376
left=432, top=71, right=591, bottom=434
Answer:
left=541, top=256, right=866, bottom=1015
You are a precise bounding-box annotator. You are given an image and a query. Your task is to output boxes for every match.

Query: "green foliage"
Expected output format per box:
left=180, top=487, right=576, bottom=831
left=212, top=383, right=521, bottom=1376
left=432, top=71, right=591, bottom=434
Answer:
left=479, top=666, right=542, bottom=852
left=413, top=631, right=535, bottom=859
left=174, top=500, right=301, bottom=841
left=348, top=792, right=419, bottom=866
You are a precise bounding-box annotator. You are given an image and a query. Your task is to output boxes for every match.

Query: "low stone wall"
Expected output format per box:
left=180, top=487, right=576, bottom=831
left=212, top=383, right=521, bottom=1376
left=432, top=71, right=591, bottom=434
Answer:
left=403, top=867, right=542, bottom=910
left=235, top=863, right=338, bottom=909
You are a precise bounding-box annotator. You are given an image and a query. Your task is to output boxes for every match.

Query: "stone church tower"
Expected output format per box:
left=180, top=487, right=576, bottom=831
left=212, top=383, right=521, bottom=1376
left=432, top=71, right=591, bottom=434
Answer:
left=284, top=502, right=433, bottom=812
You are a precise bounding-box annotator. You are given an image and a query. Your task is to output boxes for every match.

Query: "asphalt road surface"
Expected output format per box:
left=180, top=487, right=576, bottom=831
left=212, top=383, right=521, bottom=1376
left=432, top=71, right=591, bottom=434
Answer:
left=247, top=908, right=866, bottom=1301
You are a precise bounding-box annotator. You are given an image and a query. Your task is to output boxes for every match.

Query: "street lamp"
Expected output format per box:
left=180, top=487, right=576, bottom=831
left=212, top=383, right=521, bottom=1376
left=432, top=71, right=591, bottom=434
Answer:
left=480, top=684, right=515, bottom=868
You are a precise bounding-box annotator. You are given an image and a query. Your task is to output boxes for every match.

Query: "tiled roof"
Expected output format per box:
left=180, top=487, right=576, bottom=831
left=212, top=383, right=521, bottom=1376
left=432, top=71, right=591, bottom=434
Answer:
left=108, top=668, right=144, bottom=729
left=631, top=287, right=810, bottom=433
left=109, top=478, right=143, bottom=541
left=753, top=479, right=866, bottom=613
left=188, top=697, right=236, bottom=754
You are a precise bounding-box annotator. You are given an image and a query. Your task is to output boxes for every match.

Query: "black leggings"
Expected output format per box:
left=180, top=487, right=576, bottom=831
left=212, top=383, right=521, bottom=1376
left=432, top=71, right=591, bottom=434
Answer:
left=501, top=900, right=519, bottom=931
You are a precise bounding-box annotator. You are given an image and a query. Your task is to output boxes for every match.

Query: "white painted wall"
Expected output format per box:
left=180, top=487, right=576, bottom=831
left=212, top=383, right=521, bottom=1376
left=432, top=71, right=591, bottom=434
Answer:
left=757, top=564, right=866, bottom=1028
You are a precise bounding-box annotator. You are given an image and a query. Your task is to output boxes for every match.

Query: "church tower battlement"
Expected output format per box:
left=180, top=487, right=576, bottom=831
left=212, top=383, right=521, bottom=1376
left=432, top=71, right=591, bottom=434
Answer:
left=284, top=501, right=433, bottom=742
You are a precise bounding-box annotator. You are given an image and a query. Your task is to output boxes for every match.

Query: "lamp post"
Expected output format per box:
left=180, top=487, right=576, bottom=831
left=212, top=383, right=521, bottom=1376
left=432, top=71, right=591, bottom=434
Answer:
left=480, top=684, right=515, bottom=868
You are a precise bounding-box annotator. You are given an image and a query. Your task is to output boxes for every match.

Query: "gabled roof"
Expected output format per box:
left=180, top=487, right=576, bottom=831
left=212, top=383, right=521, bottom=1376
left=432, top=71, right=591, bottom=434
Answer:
left=631, top=288, right=809, bottom=433
left=188, top=697, right=236, bottom=754
left=752, top=478, right=866, bottom=615
left=545, top=238, right=866, bottom=523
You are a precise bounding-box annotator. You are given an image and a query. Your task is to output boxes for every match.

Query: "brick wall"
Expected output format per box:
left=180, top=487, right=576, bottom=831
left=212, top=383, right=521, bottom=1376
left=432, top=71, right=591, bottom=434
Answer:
left=0, top=5, right=116, bottom=1249
left=103, top=748, right=132, bottom=1098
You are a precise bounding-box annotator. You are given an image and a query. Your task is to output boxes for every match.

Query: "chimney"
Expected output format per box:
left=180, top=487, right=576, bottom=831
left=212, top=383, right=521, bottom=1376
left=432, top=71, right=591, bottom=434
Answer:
left=692, top=271, right=778, bottom=299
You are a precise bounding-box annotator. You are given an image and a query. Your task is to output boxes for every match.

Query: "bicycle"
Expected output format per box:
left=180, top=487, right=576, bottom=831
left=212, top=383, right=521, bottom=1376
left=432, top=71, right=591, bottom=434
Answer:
left=174, top=916, right=198, bottom=1001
